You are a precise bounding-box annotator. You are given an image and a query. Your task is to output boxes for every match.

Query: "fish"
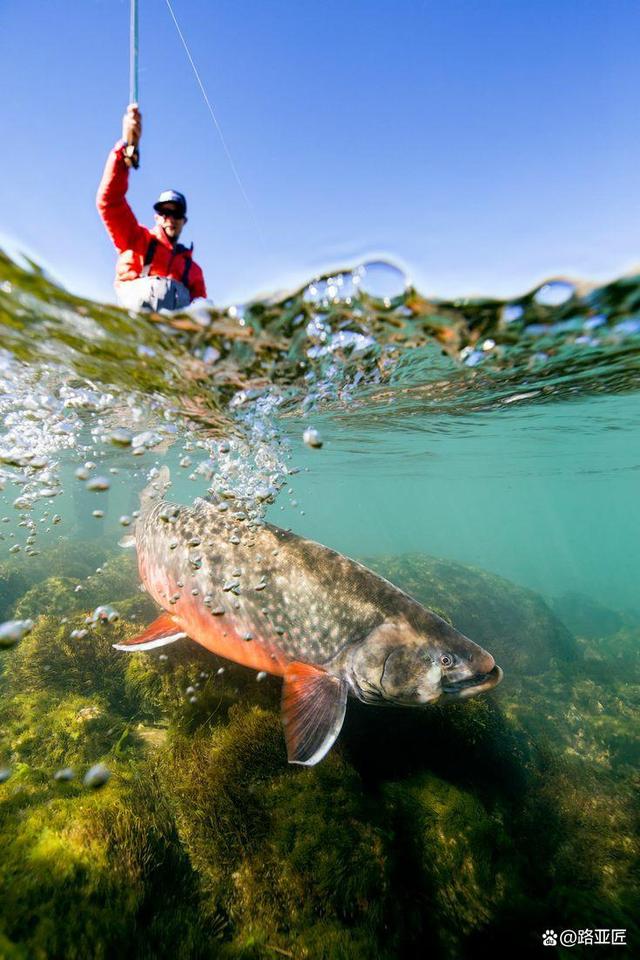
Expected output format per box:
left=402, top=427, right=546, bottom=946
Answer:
left=114, top=468, right=503, bottom=765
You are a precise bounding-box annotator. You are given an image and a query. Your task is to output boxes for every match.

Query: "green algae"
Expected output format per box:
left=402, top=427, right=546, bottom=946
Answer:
left=0, top=761, right=212, bottom=960
left=0, top=544, right=639, bottom=958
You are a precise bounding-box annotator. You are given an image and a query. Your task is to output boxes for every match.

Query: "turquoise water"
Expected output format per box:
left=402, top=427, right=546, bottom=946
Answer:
left=274, top=392, right=640, bottom=613
left=0, top=251, right=638, bottom=958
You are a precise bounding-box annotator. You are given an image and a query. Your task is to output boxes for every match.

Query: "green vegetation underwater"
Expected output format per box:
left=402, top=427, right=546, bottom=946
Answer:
left=0, top=251, right=639, bottom=958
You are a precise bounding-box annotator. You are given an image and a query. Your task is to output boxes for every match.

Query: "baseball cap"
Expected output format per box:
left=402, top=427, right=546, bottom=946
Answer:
left=153, top=190, right=187, bottom=216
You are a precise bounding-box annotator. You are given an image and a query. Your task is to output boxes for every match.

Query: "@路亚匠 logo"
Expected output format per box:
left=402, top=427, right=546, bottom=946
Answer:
left=542, top=928, right=627, bottom=947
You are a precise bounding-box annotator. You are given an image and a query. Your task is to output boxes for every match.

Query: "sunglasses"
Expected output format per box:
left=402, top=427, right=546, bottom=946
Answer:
left=157, top=207, right=184, bottom=220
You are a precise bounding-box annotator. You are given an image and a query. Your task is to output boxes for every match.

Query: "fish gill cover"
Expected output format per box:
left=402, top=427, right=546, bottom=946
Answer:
left=0, top=249, right=639, bottom=958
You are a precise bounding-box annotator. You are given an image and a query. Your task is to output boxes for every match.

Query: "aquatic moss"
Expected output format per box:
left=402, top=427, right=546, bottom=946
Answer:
left=12, top=576, right=85, bottom=620
left=0, top=775, right=134, bottom=959
left=162, top=705, right=285, bottom=895
left=5, top=549, right=141, bottom=623
left=339, top=694, right=534, bottom=805
left=383, top=773, right=516, bottom=956
left=0, top=762, right=213, bottom=960
left=72, top=552, right=144, bottom=610
left=1, top=615, right=143, bottom=715
left=161, top=708, right=405, bottom=957
left=121, top=636, right=284, bottom=727
left=121, top=640, right=218, bottom=717
left=0, top=932, right=29, bottom=960
left=0, top=690, right=128, bottom=769
left=250, top=763, right=392, bottom=927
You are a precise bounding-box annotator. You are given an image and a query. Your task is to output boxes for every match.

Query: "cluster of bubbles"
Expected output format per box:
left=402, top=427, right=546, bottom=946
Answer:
left=0, top=356, right=78, bottom=508
left=0, top=760, right=111, bottom=790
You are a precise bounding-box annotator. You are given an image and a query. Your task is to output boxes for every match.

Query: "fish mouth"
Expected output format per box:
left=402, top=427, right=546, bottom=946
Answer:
left=441, top=664, right=503, bottom=699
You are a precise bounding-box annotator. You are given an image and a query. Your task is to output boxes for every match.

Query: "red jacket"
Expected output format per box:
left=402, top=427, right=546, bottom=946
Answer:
left=96, top=141, right=207, bottom=301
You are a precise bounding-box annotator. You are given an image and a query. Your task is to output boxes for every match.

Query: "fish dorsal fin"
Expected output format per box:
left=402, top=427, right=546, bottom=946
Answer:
left=113, top=613, right=187, bottom=652
left=281, top=662, right=348, bottom=766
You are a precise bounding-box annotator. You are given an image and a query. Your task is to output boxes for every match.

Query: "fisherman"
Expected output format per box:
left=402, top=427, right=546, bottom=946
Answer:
left=96, top=103, right=207, bottom=312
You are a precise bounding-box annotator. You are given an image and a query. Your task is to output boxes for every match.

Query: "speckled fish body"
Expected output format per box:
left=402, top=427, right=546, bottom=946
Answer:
left=137, top=497, right=411, bottom=675
left=115, top=471, right=503, bottom=765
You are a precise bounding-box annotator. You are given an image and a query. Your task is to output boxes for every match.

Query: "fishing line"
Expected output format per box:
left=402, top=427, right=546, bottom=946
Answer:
left=163, top=0, right=262, bottom=240
left=130, top=0, right=139, bottom=104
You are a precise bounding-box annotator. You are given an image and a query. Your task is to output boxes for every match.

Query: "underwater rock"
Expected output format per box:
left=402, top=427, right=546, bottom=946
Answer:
left=549, top=590, right=625, bottom=640
left=383, top=773, right=518, bottom=957
left=161, top=709, right=404, bottom=956
left=366, top=553, right=578, bottom=676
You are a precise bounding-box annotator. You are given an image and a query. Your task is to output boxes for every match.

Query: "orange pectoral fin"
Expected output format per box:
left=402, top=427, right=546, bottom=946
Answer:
left=281, top=661, right=348, bottom=766
left=113, top=613, right=187, bottom=652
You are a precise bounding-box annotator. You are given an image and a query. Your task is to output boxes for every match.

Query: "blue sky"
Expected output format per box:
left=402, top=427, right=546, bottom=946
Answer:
left=1, top=0, right=639, bottom=305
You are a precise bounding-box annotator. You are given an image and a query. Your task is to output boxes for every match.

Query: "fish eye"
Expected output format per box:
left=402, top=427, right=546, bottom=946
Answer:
left=440, top=654, right=453, bottom=667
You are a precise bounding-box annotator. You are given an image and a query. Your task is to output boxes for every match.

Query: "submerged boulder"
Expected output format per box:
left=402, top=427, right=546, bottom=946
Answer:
left=549, top=590, right=627, bottom=640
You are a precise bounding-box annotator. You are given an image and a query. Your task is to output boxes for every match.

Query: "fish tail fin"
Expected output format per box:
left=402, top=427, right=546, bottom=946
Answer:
left=140, top=465, right=171, bottom=510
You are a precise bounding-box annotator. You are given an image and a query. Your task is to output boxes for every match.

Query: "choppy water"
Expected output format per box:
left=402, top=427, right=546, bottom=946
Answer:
left=0, top=248, right=638, bottom=958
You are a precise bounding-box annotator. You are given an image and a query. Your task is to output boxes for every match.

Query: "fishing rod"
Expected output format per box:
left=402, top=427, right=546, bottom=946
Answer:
left=124, top=0, right=140, bottom=169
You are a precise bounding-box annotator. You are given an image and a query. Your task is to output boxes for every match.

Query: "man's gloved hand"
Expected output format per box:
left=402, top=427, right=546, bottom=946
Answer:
left=122, top=103, right=142, bottom=146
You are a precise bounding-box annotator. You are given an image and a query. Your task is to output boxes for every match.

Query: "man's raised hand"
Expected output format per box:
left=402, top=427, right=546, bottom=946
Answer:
left=122, top=103, right=142, bottom=147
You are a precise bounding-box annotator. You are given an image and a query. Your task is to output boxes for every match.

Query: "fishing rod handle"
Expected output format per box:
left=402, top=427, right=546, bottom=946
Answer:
left=124, top=143, right=140, bottom=169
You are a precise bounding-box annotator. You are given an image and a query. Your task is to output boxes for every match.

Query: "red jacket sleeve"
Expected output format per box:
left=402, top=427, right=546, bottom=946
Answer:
left=96, top=141, right=148, bottom=254
left=188, top=262, right=207, bottom=301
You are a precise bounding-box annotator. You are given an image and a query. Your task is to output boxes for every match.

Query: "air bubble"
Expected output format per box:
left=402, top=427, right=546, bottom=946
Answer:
left=0, top=618, right=34, bottom=649
left=83, top=763, right=111, bottom=789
